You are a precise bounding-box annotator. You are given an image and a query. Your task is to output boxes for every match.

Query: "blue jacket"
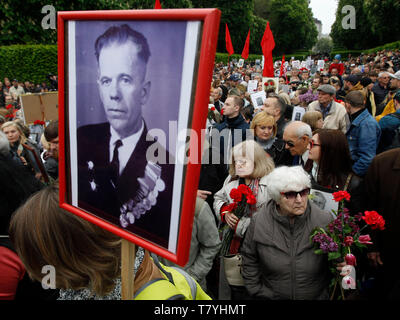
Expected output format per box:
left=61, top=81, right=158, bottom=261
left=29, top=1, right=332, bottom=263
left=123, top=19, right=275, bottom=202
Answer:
left=379, top=109, right=400, bottom=131
left=346, top=109, right=381, bottom=176
left=378, top=109, right=400, bottom=152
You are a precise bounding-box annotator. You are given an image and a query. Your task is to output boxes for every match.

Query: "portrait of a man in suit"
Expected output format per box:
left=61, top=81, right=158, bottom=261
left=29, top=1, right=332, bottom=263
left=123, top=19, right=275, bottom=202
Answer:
left=77, top=24, right=175, bottom=249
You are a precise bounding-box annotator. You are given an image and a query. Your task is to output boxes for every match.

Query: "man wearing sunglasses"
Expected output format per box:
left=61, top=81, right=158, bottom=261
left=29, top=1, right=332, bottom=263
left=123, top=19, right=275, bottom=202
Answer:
left=282, top=121, right=312, bottom=167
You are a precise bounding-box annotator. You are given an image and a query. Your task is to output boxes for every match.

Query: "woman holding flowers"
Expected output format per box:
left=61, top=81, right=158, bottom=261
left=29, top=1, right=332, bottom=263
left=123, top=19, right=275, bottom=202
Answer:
left=240, top=166, right=334, bottom=300
left=213, top=140, right=275, bottom=300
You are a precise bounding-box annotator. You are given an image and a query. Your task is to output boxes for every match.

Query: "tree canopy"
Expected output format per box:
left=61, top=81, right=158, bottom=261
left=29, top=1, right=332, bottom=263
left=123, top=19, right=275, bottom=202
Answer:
left=1, top=0, right=319, bottom=55
left=330, top=0, right=400, bottom=50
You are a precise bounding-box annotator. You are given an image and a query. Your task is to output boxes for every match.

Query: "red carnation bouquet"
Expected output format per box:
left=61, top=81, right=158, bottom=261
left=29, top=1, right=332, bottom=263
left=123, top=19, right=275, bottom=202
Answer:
left=220, top=184, right=257, bottom=256
left=4, top=103, right=15, bottom=120
left=33, top=120, right=46, bottom=126
left=310, top=190, right=385, bottom=300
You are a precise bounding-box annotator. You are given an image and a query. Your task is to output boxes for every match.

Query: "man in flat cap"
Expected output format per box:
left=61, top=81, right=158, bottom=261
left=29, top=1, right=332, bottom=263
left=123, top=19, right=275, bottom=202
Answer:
left=307, top=84, right=348, bottom=133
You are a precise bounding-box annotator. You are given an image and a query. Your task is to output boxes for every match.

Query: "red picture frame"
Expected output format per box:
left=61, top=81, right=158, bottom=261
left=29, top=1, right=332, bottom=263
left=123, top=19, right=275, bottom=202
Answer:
left=57, top=9, right=221, bottom=266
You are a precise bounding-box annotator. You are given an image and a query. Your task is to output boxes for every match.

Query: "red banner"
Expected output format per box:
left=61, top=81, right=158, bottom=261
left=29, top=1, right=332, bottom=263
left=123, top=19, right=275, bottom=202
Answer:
left=241, top=29, right=250, bottom=60
left=261, top=22, right=275, bottom=77
left=225, top=23, right=234, bottom=56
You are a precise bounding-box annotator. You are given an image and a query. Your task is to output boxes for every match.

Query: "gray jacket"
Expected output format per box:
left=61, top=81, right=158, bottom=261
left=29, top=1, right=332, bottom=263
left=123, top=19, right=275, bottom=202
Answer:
left=241, top=199, right=333, bottom=300
left=160, top=198, right=221, bottom=290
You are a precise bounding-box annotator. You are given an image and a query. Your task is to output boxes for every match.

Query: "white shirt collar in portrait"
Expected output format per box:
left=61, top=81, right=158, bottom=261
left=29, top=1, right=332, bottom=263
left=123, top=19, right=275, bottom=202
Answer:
left=109, top=120, right=144, bottom=175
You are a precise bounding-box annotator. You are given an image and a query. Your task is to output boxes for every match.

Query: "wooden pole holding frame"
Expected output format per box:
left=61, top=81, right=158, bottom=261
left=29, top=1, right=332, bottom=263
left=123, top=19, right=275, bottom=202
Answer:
left=121, top=239, right=136, bottom=300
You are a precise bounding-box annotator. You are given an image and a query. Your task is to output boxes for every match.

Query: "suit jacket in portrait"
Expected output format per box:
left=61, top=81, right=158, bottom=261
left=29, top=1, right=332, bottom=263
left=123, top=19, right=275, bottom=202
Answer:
left=77, top=122, right=175, bottom=249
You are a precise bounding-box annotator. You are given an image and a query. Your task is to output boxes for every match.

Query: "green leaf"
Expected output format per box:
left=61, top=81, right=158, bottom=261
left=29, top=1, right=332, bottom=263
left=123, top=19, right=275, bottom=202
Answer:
left=328, top=251, right=341, bottom=261
left=314, top=249, right=324, bottom=255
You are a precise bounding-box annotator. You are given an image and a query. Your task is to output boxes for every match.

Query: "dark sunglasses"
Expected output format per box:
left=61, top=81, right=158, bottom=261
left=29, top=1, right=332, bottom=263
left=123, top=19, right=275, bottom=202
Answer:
left=281, top=188, right=310, bottom=200
left=283, top=136, right=301, bottom=148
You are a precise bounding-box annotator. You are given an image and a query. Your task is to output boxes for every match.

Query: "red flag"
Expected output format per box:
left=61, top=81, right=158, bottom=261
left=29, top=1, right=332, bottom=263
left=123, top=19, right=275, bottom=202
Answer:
left=225, top=24, right=234, bottom=56
left=279, top=55, right=286, bottom=77
left=260, top=22, right=275, bottom=77
left=241, top=30, right=250, bottom=60
left=154, top=0, right=162, bottom=9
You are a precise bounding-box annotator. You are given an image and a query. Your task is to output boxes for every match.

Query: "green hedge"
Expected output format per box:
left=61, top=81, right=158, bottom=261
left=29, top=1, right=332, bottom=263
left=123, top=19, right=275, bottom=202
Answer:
left=364, top=40, right=400, bottom=54
left=0, top=44, right=57, bottom=85
left=1, top=41, right=399, bottom=85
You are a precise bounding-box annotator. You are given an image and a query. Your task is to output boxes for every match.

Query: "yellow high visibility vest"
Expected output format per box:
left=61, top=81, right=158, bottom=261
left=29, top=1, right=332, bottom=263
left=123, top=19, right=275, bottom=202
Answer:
left=134, top=255, right=212, bottom=300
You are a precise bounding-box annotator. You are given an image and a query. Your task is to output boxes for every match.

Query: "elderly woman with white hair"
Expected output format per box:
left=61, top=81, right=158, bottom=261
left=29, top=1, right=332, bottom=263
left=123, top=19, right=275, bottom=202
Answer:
left=213, top=139, right=275, bottom=300
left=240, top=166, right=334, bottom=300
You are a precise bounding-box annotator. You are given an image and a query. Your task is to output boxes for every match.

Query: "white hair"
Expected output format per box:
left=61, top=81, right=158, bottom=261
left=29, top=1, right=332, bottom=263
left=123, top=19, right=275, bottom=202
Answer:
left=0, top=131, right=10, bottom=157
left=378, top=71, right=390, bottom=78
left=285, top=121, right=312, bottom=138
left=266, top=166, right=311, bottom=202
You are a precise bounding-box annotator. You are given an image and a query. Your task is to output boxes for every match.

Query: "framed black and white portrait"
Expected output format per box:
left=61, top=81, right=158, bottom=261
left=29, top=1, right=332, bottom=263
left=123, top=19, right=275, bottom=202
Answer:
left=58, top=9, right=221, bottom=266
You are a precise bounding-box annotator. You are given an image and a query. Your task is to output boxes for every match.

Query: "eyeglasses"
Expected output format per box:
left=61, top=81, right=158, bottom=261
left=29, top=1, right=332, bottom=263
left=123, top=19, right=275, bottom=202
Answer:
left=281, top=188, right=310, bottom=200
left=235, top=159, right=249, bottom=167
left=309, top=140, right=321, bottom=149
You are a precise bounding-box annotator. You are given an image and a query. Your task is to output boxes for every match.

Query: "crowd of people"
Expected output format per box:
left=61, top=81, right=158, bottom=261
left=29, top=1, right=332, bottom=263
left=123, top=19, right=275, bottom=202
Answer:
left=1, top=48, right=400, bottom=301
left=200, top=49, right=400, bottom=300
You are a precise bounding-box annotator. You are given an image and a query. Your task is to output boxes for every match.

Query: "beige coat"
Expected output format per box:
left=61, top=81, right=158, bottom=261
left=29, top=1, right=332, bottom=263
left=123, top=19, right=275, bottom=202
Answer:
left=308, top=100, right=349, bottom=133
left=213, top=175, right=270, bottom=238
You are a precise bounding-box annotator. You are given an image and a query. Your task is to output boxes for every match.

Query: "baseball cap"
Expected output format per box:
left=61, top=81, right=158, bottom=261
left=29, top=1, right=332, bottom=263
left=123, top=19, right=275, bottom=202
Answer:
left=317, top=84, right=336, bottom=95
left=360, top=77, right=372, bottom=87
left=229, top=74, right=241, bottom=82
left=389, top=71, right=400, bottom=81
left=344, top=74, right=360, bottom=85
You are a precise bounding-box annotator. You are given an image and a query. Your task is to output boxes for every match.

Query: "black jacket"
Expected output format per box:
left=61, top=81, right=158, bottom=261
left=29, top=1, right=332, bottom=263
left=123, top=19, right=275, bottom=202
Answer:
left=77, top=122, right=175, bottom=248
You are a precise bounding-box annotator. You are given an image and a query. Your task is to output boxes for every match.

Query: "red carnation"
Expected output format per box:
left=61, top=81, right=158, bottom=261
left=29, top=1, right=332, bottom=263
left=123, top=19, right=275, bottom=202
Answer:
left=362, top=211, right=385, bottom=230
left=210, top=106, right=216, bottom=111
left=6, top=104, right=13, bottom=110
left=345, top=253, right=357, bottom=266
left=225, top=202, right=238, bottom=212
left=358, top=234, right=373, bottom=245
left=332, top=190, right=351, bottom=202
left=246, top=194, right=257, bottom=205
left=344, top=236, right=354, bottom=247
left=229, top=188, right=243, bottom=203
left=237, top=184, right=252, bottom=196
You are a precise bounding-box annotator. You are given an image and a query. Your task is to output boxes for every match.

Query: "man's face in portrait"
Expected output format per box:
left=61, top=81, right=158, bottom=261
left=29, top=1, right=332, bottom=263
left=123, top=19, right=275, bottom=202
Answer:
left=97, top=41, right=151, bottom=139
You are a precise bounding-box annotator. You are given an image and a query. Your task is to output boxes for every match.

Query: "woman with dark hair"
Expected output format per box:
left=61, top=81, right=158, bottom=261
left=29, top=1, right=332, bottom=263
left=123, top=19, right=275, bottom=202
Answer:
left=306, top=128, right=366, bottom=214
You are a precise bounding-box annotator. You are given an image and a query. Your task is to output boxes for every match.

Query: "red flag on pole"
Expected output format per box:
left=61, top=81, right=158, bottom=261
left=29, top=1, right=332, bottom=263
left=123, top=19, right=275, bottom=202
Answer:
left=225, top=24, right=234, bottom=56
left=260, top=22, right=275, bottom=77
left=241, top=29, right=250, bottom=60
left=154, top=0, right=162, bottom=9
left=279, top=55, right=286, bottom=77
